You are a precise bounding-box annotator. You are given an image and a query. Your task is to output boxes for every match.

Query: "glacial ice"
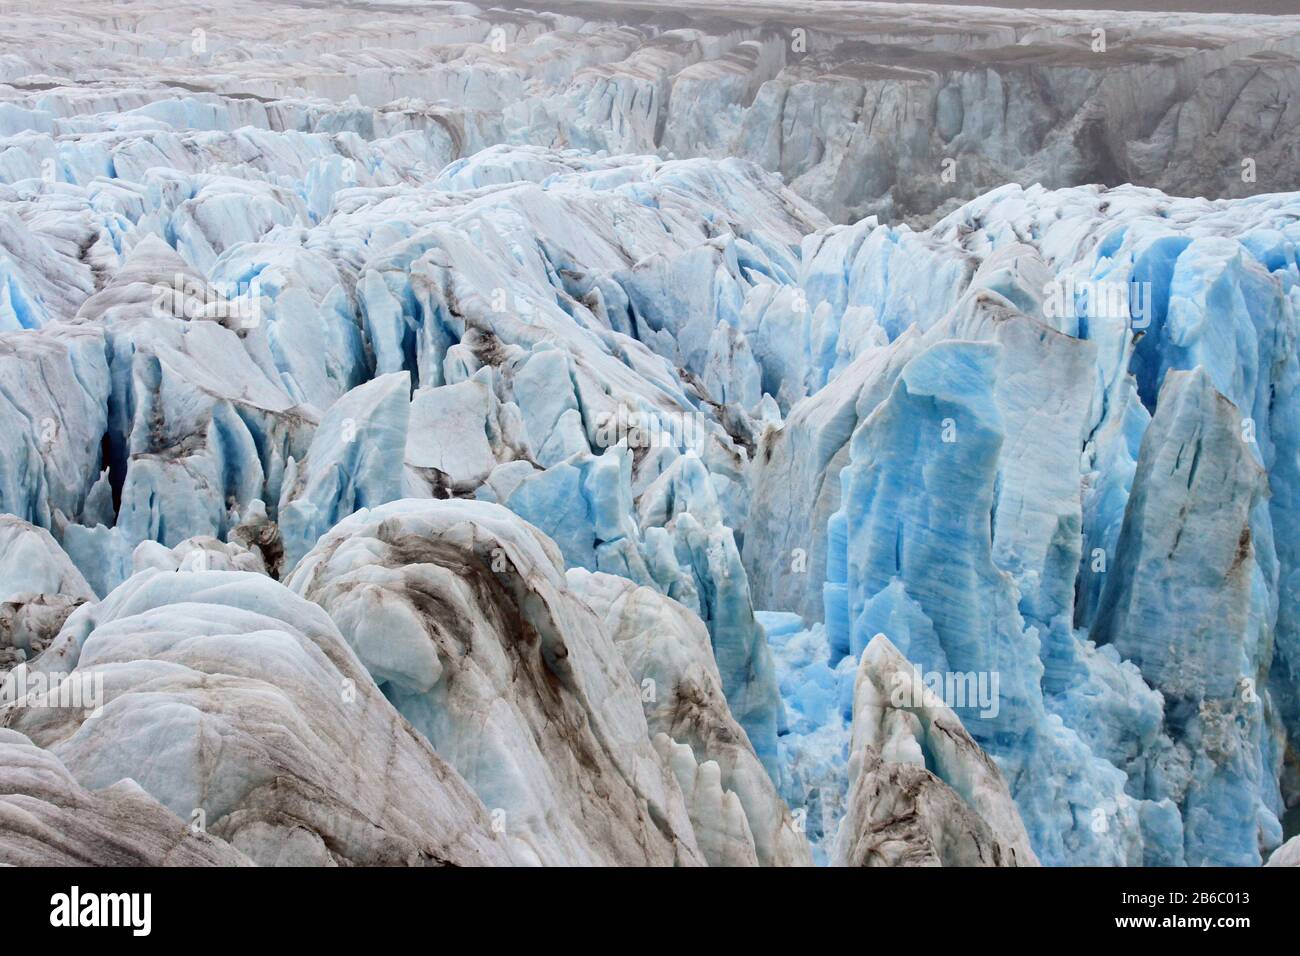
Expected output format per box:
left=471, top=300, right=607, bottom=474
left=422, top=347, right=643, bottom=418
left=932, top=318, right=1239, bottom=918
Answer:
left=1268, top=835, right=1300, bottom=867
left=833, top=634, right=1038, bottom=867
left=0, top=728, right=253, bottom=866
left=571, top=568, right=810, bottom=867
left=285, top=498, right=706, bottom=866
left=1, top=0, right=1298, bottom=868
left=6, top=570, right=514, bottom=865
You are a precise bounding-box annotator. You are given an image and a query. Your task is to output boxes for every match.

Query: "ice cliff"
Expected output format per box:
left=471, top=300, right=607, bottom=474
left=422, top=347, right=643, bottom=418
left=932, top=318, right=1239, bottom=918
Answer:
left=4, top=0, right=1299, bottom=227
left=1, top=0, right=1299, bottom=867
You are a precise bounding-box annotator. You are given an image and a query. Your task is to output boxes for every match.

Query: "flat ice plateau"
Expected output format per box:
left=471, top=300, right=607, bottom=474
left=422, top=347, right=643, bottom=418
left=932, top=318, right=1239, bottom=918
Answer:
left=1, top=0, right=1299, bottom=867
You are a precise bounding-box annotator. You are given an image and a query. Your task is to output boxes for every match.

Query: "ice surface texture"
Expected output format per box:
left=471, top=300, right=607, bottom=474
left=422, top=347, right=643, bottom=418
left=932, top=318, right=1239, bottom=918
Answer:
left=1, top=0, right=1299, bottom=867
left=1, top=0, right=1298, bottom=226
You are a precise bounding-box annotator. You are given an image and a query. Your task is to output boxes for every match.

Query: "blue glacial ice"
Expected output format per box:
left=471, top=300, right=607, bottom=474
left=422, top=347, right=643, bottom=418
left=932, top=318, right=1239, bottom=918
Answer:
left=1, top=78, right=1299, bottom=866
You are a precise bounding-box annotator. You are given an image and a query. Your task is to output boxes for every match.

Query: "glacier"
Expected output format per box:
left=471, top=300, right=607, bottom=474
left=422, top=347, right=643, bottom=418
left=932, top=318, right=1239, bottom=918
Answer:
left=1, top=0, right=1299, bottom=868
